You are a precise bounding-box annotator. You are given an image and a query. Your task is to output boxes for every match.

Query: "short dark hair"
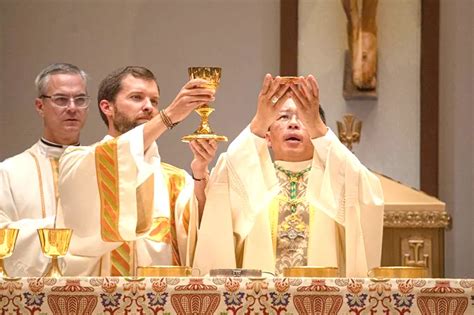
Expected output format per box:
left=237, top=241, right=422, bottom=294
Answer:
left=97, top=66, right=159, bottom=126
left=35, top=63, right=88, bottom=97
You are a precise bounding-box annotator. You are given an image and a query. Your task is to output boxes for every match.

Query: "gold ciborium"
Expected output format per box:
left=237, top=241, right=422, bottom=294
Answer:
left=137, top=265, right=199, bottom=277
left=368, top=266, right=428, bottom=279
left=283, top=266, right=339, bottom=278
left=37, top=228, right=72, bottom=277
left=182, top=67, right=228, bottom=142
left=0, top=228, right=19, bottom=277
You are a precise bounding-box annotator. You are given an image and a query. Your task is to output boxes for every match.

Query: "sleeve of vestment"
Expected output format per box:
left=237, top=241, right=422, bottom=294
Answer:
left=308, top=129, right=384, bottom=277
left=57, top=125, right=155, bottom=263
left=0, top=159, right=54, bottom=277
left=193, top=126, right=279, bottom=274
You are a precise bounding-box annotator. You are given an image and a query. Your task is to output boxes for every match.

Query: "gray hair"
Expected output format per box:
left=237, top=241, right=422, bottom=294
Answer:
left=34, top=63, right=88, bottom=97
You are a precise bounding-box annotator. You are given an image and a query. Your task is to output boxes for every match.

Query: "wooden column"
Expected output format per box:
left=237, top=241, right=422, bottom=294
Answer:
left=420, top=0, right=439, bottom=197
left=280, top=0, right=298, bottom=76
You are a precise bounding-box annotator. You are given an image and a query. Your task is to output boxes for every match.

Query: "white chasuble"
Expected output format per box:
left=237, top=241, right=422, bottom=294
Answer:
left=0, top=140, right=66, bottom=276
left=57, top=125, right=198, bottom=276
left=193, top=126, right=384, bottom=277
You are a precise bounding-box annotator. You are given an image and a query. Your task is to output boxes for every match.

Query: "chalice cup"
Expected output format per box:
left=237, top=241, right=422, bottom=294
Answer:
left=182, top=67, right=228, bottom=142
left=279, top=76, right=299, bottom=84
left=37, top=228, right=72, bottom=277
left=0, top=228, right=19, bottom=277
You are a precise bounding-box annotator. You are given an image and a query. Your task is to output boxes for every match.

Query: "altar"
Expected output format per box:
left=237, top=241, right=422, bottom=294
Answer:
left=0, top=276, right=472, bottom=314
left=378, top=173, right=450, bottom=278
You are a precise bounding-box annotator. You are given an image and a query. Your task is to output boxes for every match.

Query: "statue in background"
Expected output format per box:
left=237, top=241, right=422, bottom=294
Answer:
left=342, top=0, right=378, bottom=95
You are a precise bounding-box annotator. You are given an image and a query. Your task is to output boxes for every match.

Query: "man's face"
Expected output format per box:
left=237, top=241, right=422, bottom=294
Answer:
left=111, top=75, right=159, bottom=134
left=265, top=99, right=314, bottom=162
left=36, top=73, right=88, bottom=144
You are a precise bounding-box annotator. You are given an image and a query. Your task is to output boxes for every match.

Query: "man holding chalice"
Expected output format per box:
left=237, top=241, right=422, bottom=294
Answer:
left=194, top=74, right=384, bottom=278
left=57, top=66, right=218, bottom=276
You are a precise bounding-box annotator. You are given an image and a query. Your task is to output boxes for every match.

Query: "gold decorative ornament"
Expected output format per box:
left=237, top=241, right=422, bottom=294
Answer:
left=384, top=210, right=450, bottom=228
left=337, top=114, right=362, bottom=151
left=182, top=67, right=227, bottom=142
left=403, top=239, right=429, bottom=268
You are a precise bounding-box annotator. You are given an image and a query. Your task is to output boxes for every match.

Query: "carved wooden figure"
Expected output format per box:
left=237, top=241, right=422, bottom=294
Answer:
left=342, top=0, right=378, bottom=91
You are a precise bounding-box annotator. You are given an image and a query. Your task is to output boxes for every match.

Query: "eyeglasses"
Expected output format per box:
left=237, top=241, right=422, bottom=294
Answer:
left=40, top=94, right=90, bottom=108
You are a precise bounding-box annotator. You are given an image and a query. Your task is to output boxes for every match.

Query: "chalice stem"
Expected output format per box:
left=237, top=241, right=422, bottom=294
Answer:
left=0, top=258, right=8, bottom=277
left=44, top=256, right=63, bottom=277
left=195, top=106, right=215, bottom=134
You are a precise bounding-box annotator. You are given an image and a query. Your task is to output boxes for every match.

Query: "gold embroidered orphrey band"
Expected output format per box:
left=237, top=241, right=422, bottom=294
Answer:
left=384, top=210, right=450, bottom=228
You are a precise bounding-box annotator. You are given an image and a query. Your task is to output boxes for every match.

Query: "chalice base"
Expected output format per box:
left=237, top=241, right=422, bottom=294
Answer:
left=181, top=105, right=228, bottom=142
left=43, top=256, right=63, bottom=278
left=182, top=133, right=228, bottom=142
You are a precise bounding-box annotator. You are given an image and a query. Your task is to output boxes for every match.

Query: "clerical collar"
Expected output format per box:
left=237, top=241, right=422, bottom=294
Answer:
left=38, top=138, right=80, bottom=159
left=274, top=159, right=312, bottom=173
left=40, top=138, right=80, bottom=149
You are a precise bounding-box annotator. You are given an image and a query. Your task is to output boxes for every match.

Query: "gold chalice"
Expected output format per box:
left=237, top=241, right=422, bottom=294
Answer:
left=0, top=228, right=19, bottom=277
left=37, top=228, right=72, bottom=277
left=182, top=67, right=228, bottom=142
left=368, top=266, right=428, bottom=279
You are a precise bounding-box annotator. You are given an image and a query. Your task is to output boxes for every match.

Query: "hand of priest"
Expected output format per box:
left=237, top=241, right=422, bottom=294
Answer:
left=164, top=79, right=216, bottom=125
left=189, top=139, right=218, bottom=180
left=289, top=75, right=327, bottom=138
left=250, top=74, right=291, bottom=138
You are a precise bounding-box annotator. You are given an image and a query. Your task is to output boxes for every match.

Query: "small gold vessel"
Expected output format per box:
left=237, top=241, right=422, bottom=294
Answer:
left=0, top=228, right=19, bottom=277
left=37, top=228, right=72, bottom=277
left=136, top=265, right=198, bottom=277
left=368, top=266, right=428, bottom=279
left=283, top=266, right=339, bottom=277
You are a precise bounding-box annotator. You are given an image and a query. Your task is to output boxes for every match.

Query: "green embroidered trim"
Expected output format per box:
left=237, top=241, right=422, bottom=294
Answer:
left=274, top=164, right=311, bottom=213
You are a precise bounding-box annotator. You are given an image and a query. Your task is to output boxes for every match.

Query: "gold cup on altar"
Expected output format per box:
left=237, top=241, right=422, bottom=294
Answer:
left=181, top=67, right=228, bottom=142
left=368, top=266, right=428, bottom=279
left=283, top=266, right=339, bottom=278
left=136, top=265, right=199, bottom=277
left=0, top=228, right=19, bottom=277
left=37, top=228, right=72, bottom=277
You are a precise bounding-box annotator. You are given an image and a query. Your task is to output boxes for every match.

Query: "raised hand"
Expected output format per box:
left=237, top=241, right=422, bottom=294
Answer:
left=189, top=139, right=218, bottom=180
left=164, top=79, right=216, bottom=125
left=250, top=74, right=291, bottom=137
left=289, top=75, right=327, bottom=138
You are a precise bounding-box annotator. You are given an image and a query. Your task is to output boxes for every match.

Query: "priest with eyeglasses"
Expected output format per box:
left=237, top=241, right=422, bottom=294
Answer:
left=0, top=63, right=89, bottom=276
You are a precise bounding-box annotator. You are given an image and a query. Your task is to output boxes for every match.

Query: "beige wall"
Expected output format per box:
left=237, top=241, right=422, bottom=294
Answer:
left=299, top=0, right=421, bottom=188
left=0, top=0, right=280, bottom=168
left=439, top=0, right=473, bottom=278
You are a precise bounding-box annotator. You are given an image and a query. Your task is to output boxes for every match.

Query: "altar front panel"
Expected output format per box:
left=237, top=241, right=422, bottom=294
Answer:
left=0, top=277, right=472, bottom=314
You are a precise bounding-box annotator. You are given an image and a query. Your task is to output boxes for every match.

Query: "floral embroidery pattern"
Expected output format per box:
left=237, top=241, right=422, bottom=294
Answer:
left=0, top=277, right=470, bottom=314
